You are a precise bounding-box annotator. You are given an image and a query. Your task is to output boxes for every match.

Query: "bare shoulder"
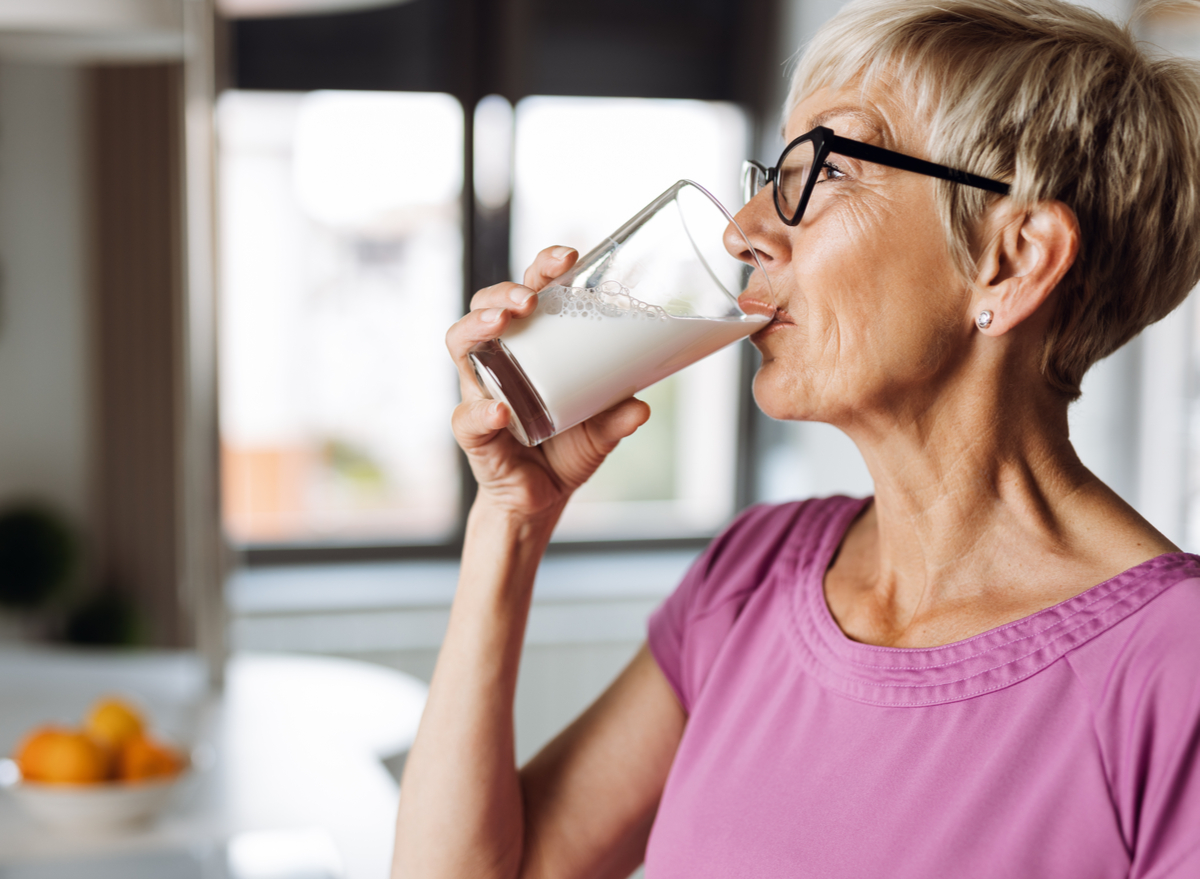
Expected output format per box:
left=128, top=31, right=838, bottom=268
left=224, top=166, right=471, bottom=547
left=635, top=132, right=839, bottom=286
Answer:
left=518, top=644, right=685, bottom=879
left=1065, top=476, right=1180, bottom=577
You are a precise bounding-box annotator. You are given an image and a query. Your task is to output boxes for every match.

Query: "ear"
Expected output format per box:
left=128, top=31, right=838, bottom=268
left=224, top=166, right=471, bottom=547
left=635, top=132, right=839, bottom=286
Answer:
left=971, top=200, right=1079, bottom=335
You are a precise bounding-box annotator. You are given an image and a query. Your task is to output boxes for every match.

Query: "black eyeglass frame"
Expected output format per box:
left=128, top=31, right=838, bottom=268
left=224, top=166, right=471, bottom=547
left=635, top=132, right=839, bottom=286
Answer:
left=743, top=126, right=1011, bottom=227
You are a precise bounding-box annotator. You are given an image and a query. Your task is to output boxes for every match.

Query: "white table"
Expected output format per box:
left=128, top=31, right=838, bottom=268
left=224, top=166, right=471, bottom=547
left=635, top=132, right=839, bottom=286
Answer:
left=0, top=649, right=427, bottom=879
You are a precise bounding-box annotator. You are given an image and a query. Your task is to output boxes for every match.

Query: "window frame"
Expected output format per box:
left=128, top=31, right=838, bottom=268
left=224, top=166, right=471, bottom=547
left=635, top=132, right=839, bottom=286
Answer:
left=225, top=0, right=776, bottom=568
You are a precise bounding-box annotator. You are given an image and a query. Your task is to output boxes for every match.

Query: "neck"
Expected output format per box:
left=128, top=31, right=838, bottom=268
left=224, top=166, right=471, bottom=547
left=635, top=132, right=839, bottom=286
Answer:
left=826, top=354, right=1160, bottom=646
left=860, top=370, right=1082, bottom=555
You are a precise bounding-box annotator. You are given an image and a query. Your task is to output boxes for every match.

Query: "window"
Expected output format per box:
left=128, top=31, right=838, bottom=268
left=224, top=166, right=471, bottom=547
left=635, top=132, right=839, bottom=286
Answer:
left=221, top=0, right=779, bottom=560
left=218, top=90, right=463, bottom=545
left=219, top=91, right=757, bottom=548
left=1139, top=5, right=1200, bottom=551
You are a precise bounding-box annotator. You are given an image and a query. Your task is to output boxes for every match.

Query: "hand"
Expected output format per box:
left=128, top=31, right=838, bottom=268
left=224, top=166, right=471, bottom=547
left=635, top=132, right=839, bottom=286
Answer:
left=446, top=246, right=651, bottom=518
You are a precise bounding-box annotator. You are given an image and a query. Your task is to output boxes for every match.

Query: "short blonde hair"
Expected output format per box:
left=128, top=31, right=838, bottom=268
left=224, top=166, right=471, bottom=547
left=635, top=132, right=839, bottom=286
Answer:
left=789, top=0, right=1200, bottom=398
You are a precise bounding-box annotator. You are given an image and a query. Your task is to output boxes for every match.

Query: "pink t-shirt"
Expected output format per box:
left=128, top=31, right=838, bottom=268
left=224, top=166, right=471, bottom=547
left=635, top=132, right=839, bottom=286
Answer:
left=646, top=496, right=1200, bottom=878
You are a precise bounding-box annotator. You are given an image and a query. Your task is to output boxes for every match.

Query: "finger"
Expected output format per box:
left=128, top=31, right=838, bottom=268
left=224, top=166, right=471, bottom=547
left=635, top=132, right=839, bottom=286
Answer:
left=523, top=246, right=578, bottom=291
left=445, top=307, right=520, bottom=400
left=451, top=398, right=511, bottom=451
left=469, top=281, right=538, bottom=317
left=584, top=398, right=652, bottom=455
left=446, top=304, right=512, bottom=360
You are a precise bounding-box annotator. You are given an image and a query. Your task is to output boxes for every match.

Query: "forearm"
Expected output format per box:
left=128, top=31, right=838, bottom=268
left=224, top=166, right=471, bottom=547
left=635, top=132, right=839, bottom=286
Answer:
left=392, top=497, right=565, bottom=879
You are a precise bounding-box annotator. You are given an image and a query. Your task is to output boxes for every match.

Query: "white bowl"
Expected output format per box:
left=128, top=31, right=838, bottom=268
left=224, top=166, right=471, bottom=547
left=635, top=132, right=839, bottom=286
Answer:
left=0, top=760, right=190, bottom=832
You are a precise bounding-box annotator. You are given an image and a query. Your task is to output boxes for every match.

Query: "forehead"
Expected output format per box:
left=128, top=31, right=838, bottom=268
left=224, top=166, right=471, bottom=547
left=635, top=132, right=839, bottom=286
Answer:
left=784, top=85, right=903, bottom=148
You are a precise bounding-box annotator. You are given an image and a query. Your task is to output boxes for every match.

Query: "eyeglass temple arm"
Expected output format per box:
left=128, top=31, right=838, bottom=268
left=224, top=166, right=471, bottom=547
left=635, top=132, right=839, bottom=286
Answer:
left=829, top=135, right=1011, bottom=196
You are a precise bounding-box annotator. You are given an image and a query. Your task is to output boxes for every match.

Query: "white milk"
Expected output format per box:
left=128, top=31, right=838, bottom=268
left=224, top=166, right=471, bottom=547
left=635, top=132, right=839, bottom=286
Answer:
left=501, top=282, right=769, bottom=434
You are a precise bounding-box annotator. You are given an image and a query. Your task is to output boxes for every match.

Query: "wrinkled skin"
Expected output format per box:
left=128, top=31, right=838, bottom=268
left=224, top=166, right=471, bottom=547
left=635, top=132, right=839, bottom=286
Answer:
left=731, top=94, right=983, bottom=434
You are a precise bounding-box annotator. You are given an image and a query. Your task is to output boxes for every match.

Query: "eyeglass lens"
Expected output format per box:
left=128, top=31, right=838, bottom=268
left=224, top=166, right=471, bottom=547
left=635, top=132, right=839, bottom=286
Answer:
left=742, top=163, right=766, bottom=206
left=777, top=138, right=815, bottom=221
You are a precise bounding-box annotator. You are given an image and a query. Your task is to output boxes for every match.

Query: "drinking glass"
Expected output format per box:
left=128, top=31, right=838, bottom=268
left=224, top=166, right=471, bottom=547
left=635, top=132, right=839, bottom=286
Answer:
left=469, top=179, right=769, bottom=446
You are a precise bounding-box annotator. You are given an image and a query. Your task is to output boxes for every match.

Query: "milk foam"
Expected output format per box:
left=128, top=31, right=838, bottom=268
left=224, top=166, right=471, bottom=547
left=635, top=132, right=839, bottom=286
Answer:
left=501, top=282, right=768, bottom=434
left=537, top=280, right=672, bottom=320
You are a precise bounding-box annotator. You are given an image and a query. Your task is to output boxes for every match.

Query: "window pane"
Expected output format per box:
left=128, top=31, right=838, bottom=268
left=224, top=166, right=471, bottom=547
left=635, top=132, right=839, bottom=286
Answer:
left=1140, top=7, right=1200, bottom=549
left=510, top=97, right=749, bottom=539
left=217, top=91, right=462, bottom=545
left=755, top=420, right=874, bottom=504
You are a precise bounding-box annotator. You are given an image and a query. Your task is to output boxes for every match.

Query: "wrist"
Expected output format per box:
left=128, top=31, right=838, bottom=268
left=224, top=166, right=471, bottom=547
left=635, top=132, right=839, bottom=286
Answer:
left=463, top=495, right=565, bottom=573
left=467, top=493, right=566, bottom=541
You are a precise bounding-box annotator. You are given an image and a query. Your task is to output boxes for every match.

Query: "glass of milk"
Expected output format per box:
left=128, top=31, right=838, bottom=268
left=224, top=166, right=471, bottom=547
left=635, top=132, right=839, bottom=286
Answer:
left=469, top=180, right=770, bottom=446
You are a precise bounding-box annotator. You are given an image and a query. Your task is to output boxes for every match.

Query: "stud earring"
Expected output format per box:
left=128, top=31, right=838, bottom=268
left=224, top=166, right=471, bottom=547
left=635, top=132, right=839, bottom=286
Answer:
left=976, top=310, right=993, bottom=330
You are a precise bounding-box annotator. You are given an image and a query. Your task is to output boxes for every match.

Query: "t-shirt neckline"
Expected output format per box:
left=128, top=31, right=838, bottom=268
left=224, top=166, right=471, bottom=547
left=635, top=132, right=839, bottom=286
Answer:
left=785, top=495, right=1200, bottom=706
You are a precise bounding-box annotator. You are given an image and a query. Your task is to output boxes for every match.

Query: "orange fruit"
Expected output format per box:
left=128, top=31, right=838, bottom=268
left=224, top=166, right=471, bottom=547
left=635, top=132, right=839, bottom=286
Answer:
left=84, top=696, right=144, bottom=750
left=14, top=726, right=109, bottom=784
left=117, top=733, right=184, bottom=782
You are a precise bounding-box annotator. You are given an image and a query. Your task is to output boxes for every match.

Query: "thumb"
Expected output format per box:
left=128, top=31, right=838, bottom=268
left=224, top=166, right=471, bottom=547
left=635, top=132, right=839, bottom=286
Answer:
left=584, top=397, right=651, bottom=456
left=542, top=397, right=651, bottom=490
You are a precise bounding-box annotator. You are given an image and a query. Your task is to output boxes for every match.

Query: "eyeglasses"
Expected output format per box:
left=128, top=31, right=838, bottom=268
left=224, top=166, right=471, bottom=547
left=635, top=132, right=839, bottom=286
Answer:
left=742, top=126, right=1010, bottom=227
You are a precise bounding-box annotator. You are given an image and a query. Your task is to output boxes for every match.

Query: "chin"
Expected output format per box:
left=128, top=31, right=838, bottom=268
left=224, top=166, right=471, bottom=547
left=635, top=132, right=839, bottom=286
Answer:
left=752, top=370, right=813, bottom=423
left=751, top=357, right=857, bottom=426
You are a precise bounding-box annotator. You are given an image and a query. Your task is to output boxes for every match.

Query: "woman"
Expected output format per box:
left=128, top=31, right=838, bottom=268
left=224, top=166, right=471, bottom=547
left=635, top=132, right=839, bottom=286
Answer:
left=394, top=0, right=1200, bottom=876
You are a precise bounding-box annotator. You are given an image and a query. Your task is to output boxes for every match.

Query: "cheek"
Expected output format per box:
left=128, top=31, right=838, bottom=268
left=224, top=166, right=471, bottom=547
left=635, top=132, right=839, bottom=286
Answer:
left=791, top=201, right=906, bottom=344
left=818, top=193, right=960, bottom=329
left=763, top=193, right=966, bottom=404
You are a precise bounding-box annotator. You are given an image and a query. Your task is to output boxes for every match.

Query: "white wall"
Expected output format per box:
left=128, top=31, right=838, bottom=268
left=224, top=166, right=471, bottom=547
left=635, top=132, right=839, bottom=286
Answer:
left=346, top=642, right=643, bottom=766
left=0, top=63, right=90, bottom=537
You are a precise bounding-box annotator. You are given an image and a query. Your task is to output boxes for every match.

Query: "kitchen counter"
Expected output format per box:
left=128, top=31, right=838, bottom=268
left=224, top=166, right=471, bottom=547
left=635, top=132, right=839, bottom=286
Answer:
left=0, top=649, right=427, bottom=879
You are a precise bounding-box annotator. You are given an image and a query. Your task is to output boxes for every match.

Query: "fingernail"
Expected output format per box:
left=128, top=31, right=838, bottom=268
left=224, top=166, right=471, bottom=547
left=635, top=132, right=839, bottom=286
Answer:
left=509, top=287, right=534, bottom=305
left=481, top=307, right=504, bottom=323
left=489, top=401, right=503, bottom=416
left=550, top=246, right=575, bottom=261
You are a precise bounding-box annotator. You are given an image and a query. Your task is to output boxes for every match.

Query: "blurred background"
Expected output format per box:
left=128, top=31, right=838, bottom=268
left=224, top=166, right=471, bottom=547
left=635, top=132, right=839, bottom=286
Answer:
left=0, top=0, right=1195, bottom=875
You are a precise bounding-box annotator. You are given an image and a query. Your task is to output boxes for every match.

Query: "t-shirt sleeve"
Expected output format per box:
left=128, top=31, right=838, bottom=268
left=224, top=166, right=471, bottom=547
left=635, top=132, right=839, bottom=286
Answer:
left=1076, top=577, right=1200, bottom=878
left=645, top=557, right=696, bottom=711
left=648, top=501, right=810, bottom=714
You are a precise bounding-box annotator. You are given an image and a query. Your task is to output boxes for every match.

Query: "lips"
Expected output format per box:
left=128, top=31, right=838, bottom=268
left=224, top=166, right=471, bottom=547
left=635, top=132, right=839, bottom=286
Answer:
left=749, top=306, right=794, bottom=342
left=737, top=296, right=793, bottom=343
left=738, top=297, right=777, bottom=320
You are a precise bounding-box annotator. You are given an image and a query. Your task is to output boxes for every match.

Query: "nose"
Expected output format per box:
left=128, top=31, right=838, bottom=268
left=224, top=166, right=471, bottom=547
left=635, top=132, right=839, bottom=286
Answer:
left=724, top=188, right=787, bottom=290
